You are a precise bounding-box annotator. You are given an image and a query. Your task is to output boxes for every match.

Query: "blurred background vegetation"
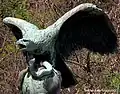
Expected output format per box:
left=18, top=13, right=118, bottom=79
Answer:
left=0, top=0, right=120, bottom=94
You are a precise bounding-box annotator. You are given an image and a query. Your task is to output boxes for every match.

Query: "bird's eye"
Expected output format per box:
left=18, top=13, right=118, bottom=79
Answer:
left=23, top=39, right=29, bottom=42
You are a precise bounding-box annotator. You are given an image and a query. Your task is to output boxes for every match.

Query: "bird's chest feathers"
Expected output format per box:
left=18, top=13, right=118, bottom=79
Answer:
left=37, top=29, right=57, bottom=50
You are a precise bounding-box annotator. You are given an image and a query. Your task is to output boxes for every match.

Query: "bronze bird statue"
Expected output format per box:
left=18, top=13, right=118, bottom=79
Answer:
left=3, top=3, right=117, bottom=88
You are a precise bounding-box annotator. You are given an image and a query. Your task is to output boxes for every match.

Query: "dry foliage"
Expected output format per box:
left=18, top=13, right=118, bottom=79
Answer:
left=0, top=0, right=120, bottom=94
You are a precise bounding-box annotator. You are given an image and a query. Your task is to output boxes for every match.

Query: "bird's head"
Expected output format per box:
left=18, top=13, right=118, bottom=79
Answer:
left=3, top=17, right=43, bottom=54
left=16, top=39, right=38, bottom=52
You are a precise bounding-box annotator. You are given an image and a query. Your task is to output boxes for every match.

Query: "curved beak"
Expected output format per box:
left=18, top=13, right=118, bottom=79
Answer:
left=16, top=39, right=28, bottom=50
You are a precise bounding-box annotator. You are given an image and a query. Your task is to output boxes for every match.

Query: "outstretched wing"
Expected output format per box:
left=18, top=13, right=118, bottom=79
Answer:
left=55, top=3, right=117, bottom=57
left=3, top=17, right=39, bottom=40
left=3, top=17, right=39, bottom=62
